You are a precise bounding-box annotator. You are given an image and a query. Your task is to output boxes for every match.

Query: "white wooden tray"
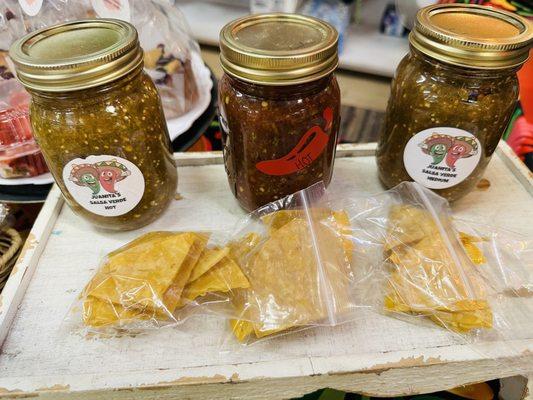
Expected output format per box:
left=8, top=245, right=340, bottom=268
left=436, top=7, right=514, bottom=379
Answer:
left=0, top=142, right=531, bottom=399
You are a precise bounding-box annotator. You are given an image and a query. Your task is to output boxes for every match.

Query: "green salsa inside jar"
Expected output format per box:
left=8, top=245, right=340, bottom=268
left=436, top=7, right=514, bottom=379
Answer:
left=377, top=4, right=532, bottom=201
left=10, top=19, right=177, bottom=230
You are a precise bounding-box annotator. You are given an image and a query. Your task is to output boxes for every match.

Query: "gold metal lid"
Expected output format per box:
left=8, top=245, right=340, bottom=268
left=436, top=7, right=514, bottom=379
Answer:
left=9, top=19, right=143, bottom=92
left=219, top=13, right=338, bottom=85
left=410, top=4, right=533, bottom=69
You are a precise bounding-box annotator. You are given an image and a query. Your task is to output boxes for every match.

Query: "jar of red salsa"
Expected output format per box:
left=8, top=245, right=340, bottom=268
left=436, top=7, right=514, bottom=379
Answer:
left=218, top=14, right=340, bottom=211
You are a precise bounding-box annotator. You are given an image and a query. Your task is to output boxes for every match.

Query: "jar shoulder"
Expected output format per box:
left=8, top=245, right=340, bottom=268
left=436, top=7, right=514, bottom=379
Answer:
left=393, top=52, right=519, bottom=94
left=29, top=71, right=165, bottom=133
left=219, top=73, right=340, bottom=103
left=30, top=71, right=159, bottom=112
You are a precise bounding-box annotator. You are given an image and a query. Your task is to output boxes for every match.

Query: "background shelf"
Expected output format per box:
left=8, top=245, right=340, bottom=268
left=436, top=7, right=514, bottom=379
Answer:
left=178, top=0, right=410, bottom=77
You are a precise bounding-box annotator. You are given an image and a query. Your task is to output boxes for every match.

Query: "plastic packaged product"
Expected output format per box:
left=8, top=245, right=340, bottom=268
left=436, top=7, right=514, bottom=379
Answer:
left=75, top=231, right=251, bottom=333
left=225, top=183, right=358, bottom=344
left=343, top=181, right=531, bottom=342
left=0, top=149, right=48, bottom=179
left=382, top=203, right=492, bottom=333
left=0, top=86, right=48, bottom=178
left=1, top=0, right=202, bottom=121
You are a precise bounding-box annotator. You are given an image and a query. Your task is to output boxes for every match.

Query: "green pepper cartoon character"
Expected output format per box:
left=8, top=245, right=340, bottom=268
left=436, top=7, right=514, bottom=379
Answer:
left=95, top=159, right=131, bottom=193
left=419, top=134, right=453, bottom=165
left=445, top=136, right=478, bottom=169
left=69, top=164, right=101, bottom=194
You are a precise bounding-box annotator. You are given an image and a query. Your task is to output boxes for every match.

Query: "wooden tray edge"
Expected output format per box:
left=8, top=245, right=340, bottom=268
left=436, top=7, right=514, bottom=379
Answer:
left=173, top=143, right=378, bottom=167
left=0, top=186, right=64, bottom=348
left=495, top=141, right=533, bottom=195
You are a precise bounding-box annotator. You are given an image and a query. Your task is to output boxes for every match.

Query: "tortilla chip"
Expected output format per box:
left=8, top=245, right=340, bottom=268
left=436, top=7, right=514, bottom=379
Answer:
left=384, top=205, right=440, bottom=251
left=188, top=246, right=229, bottom=282
left=230, top=319, right=254, bottom=343
left=83, top=296, right=149, bottom=327
left=459, top=232, right=486, bottom=265
left=181, top=256, right=250, bottom=304
left=261, top=210, right=306, bottom=232
left=429, top=306, right=493, bottom=333
left=158, top=233, right=208, bottom=314
left=261, top=209, right=353, bottom=261
left=384, top=205, right=492, bottom=333
left=106, top=231, right=177, bottom=258
left=87, top=232, right=201, bottom=309
left=239, top=217, right=352, bottom=337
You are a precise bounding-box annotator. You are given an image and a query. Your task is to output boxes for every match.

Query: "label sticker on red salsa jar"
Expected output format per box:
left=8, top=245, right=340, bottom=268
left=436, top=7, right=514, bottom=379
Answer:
left=256, top=107, right=333, bottom=176
left=62, top=155, right=145, bottom=217
left=403, top=127, right=482, bottom=190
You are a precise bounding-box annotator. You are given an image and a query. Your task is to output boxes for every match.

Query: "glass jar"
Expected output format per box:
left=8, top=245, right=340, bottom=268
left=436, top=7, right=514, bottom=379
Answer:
left=218, top=14, right=340, bottom=211
left=10, top=19, right=177, bottom=230
left=377, top=4, right=533, bottom=201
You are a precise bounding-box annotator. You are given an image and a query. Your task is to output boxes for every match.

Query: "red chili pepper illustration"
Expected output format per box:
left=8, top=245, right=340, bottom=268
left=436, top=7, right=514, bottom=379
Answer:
left=444, top=136, right=478, bottom=169
left=256, top=107, right=334, bottom=176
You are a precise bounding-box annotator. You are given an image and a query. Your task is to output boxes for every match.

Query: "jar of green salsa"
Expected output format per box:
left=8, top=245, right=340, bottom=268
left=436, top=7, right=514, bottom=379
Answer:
left=377, top=4, right=533, bottom=201
left=10, top=19, right=177, bottom=230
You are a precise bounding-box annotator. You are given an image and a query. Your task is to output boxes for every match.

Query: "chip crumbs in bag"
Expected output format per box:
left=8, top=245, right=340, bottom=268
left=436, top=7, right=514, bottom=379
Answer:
left=383, top=205, right=492, bottom=333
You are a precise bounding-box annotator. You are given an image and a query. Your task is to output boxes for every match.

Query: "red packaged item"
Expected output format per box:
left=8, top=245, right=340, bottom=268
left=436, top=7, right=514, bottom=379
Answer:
left=0, top=100, right=49, bottom=179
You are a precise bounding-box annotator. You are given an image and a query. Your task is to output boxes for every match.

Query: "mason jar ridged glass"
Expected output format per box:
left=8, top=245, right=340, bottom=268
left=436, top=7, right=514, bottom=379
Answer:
left=377, top=4, right=533, bottom=201
left=10, top=19, right=177, bottom=230
left=218, top=14, right=341, bottom=211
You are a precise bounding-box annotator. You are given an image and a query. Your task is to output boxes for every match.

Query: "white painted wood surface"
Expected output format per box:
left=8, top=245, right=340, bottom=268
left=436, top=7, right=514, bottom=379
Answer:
left=0, top=187, right=63, bottom=349
left=0, top=142, right=531, bottom=399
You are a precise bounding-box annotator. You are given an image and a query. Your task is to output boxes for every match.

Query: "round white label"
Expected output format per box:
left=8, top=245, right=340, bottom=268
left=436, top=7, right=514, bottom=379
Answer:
left=62, top=155, right=145, bottom=217
left=91, top=0, right=131, bottom=21
left=403, top=127, right=482, bottom=189
left=18, top=0, right=43, bottom=16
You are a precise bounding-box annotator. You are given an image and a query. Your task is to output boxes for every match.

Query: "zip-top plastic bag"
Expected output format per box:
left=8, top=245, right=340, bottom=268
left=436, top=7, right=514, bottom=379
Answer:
left=68, top=229, right=253, bottom=335
left=342, top=181, right=532, bottom=342
left=1, top=0, right=202, bottom=121
left=223, top=182, right=360, bottom=344
left=68, top=182, right=360, bottom=337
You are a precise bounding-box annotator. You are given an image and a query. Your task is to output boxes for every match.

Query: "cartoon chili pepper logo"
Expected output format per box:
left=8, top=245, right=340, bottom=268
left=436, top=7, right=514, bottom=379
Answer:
left=445, top=136, right=478, bottom=168
left=419, top=134, right=478, bottom=169
left=68, top=159, right=131, bottom=195
left=69, top=164, right=101, bottom=194
left=94, top=159, right=131, bottom=193
left=255, top=107, right=334, bottom=176
left=419, top=134, right=453, bottom=165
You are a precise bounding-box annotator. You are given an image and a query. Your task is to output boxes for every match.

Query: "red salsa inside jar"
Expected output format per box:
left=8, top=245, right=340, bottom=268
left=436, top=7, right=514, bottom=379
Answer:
left=218, top=14, right=340, bottom=211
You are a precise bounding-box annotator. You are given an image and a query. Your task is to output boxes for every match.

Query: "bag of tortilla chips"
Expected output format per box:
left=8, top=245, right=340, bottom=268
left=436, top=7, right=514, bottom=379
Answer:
left=224, top=183, right=359, bottom=344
